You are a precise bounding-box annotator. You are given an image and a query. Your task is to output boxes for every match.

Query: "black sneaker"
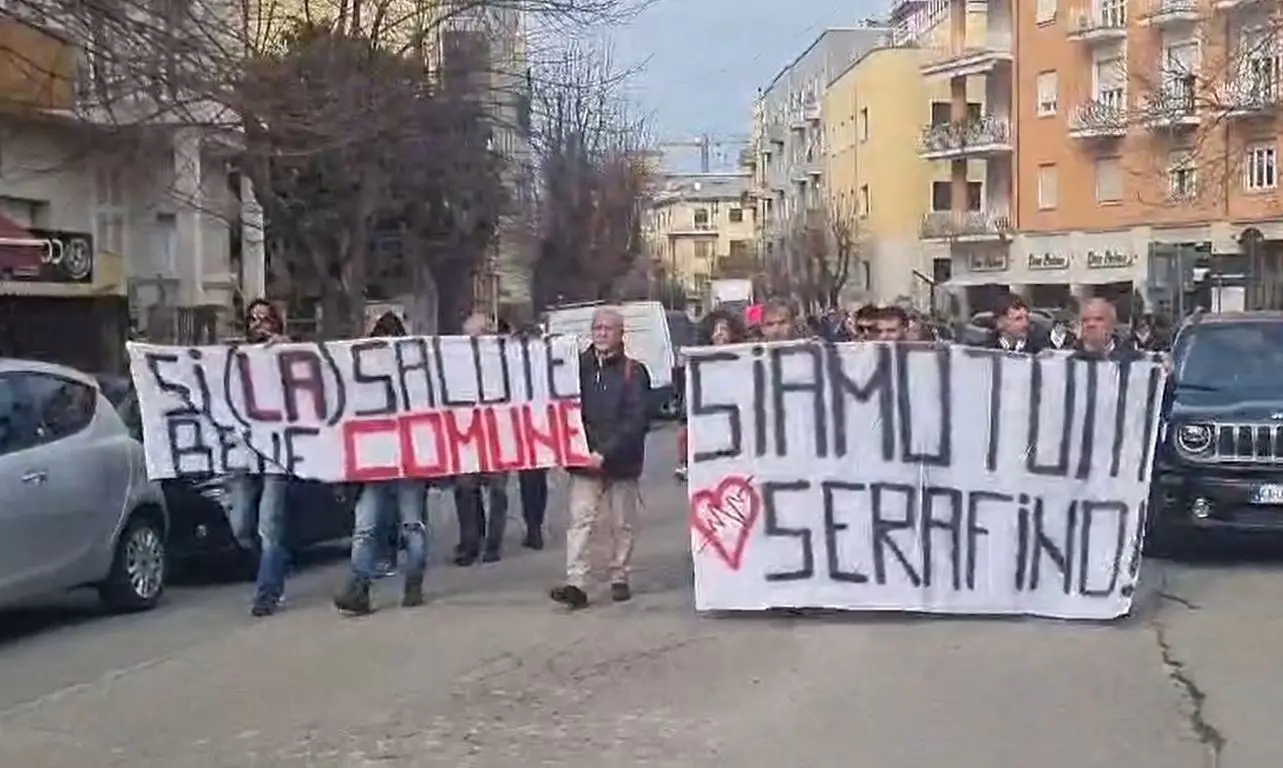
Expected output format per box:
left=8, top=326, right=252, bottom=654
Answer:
left=549, top=584, right=589, bottom=610
left=481, top=549, right=501, bottom=563
left=453, top=550, right=478, bottom=567
left=334, top=578, right=372, bottom=616
left=610, top=582, right=632, bottom=602
left=250, top=595, right=278, bottom=617
left=522, top=530, right=544, bottom=550
left=402, top=579, right=425, bottom=608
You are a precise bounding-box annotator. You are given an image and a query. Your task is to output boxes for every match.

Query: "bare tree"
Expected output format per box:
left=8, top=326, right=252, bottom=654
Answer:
left=529, top=39, right=652, bottom=309
left=0, top=0, right=651, bottom=335
left=778, top=203, right=862, bottom=312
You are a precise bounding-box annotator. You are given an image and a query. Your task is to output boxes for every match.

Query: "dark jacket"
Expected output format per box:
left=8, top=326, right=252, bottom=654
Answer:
left=576, top=349, right=650, bottom=479
left=980, top=330, right=1044, bottom=355
left=1071, top=337, right=1141, bottom=362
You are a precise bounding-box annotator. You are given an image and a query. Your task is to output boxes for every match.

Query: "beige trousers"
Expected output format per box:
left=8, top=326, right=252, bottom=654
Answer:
left=565, top=473, right=641, bottom=589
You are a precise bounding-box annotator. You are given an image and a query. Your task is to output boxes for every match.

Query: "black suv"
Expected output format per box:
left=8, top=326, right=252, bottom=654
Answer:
left=1149, top=311, right=1283, bottom=551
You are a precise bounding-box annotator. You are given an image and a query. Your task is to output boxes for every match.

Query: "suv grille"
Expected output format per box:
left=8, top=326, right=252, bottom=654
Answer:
left=1211, top=422, right=1283, bottom=462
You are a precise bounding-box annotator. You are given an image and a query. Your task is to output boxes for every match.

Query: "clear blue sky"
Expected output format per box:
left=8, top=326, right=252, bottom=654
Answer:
left=610, top=0, right=885, bottom=169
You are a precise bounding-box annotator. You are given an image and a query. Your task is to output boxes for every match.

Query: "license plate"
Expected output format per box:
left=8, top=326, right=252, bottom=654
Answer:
left=1254, top=485, right=1283, bottom=504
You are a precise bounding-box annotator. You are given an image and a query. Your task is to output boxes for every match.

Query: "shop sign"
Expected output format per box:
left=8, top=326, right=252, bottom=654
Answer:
left=967, top=252, right=1008, bottom=272
left=1028, top=252, right=1069, bottom=270
left=1086, top=249, right=1134, bottom=270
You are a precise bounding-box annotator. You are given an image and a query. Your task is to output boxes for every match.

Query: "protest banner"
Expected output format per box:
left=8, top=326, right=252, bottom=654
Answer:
left=127, top=335, right=590, bottom=481
left=684, top=341, right=1166, bottom=620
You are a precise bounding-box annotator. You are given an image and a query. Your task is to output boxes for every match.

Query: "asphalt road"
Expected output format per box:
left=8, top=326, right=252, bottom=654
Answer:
left=0, top=428, right=1281, bottom=766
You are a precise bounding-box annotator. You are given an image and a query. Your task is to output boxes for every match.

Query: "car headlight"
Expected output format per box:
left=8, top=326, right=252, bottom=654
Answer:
left=1175, top=423, right=1213, bottom=454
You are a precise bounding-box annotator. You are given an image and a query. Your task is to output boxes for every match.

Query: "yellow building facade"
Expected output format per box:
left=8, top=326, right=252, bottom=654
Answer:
left=645, top=173, right=756, bottom=306
left=821, top=43, right=984, bottom=305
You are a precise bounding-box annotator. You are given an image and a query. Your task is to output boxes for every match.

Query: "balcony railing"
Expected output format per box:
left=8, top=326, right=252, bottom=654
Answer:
left=918, top=115, right=1012, bottom=158
left=1223, top=72, right=1281, bottom=114
left=1069, top=91, right=1129, bottom=137
left=1139, top=0, right=1200, bottom=26
left=1067, top=2, right=1129, bottom=42
left=1140, top=78, right=1198, bottom=127
left=920, top=210, right=1013, bottom=240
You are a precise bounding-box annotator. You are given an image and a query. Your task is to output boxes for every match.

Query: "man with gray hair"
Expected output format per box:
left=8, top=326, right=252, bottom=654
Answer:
left=1073, top=298, right=1139, bottom=362
left=550, top=306, right=651, bottom=609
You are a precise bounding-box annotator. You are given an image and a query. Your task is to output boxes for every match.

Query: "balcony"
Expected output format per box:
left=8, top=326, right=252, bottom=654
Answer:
left=1139, top=79, right=1199, bottom=128
left=804, top=98, right=821, bottom=121
left=1213, top=0, right=1267, bottom=9
left=920, top=210, right=1013, bottom=241
left=1222, top=74, right=1281, bottom=116
left=918, top=115, right=1013, bottom=160
left=920, top=33, right=1014, bottom=79
left=1067, top=3, right=1128, bottom=44
left=1068, top=92, right=1129, bottom=138
left=669, top=221, right=718, bottom=236
left=1139, top=0, right=1200, bottom=26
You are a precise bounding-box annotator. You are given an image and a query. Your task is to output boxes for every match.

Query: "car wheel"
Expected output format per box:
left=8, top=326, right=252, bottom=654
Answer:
left=99, top=513, right=167, bottom=612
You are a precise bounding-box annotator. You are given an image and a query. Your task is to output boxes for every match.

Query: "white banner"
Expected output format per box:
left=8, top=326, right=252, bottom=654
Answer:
left=127, top=336, right=591, bottom=481
left=685, top=341, right=1166, bottom=620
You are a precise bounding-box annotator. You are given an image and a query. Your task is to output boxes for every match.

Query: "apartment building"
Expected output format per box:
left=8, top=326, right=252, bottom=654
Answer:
left=752, top=26, right=888, bottom=274
left=645, top=173, right=755, bottom=309
left=0, top=14, right=255, bottom=371
left=895, top=0, right=1017, bottom=316
left=1015, top=0, right=1283, bottom=317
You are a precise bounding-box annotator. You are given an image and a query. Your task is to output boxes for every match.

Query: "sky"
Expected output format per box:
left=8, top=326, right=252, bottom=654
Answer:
left=609, top=0, right=885, bottom=171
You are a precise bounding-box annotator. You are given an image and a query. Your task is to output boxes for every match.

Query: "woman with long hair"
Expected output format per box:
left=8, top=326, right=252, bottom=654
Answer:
left=675, top=309, right=747, bottom=481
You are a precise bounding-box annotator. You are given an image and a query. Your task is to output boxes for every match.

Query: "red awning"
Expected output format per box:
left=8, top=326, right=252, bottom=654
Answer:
left=0, top=214, right=45, bottom=273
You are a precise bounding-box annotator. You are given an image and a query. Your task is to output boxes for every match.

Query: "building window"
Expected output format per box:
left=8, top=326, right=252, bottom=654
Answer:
left=694, top=208, right=710, bottom=229
left=931, top=181, right=950, bottom=211
left=859, top=185, right=870, bottom=217
left=1167, top=151, right=1197, bottom=200
left=94, top=167, right=126, bottom=258
left=1095, top=156, right=1123, bottom=202
left=728, top=207, right=743, bottom=223
left=930, top=101, right=950, bottom=126
left=966, top=102, right=982, bottom=122
left=1244, top=142, right=1277, bottom=190
left=694, top=240, right=713, bottom=261
left=1037, top=164, right=1058, bottom=209
left=966, top=181, right=983, bottom=211
left=1094, top=54, right=1126, bottom=109
left=858, top=107, right=869, bottom=141
left=1036, top=0, right=1057, bottom=23
left=1037, top=71, right=1058, bottom=116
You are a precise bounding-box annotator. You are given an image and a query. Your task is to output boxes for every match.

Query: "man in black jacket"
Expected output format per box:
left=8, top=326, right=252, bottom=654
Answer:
left=982, top=292, right=1044, bottom=353
left=550, top=307, right=651, bottom=610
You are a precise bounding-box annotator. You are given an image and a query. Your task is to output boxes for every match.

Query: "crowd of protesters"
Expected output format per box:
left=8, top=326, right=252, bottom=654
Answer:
left=227, top=302, right=648, bottom=617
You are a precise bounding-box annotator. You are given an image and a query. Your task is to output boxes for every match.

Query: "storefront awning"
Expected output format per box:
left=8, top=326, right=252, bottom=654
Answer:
left=0, top=215, right=45, bottom=274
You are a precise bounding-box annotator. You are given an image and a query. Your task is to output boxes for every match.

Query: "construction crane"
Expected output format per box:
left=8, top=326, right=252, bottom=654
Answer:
left=656, top=134, right=750, bottom=173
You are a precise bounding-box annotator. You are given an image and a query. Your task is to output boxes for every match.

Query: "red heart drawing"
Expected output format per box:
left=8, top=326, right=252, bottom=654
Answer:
left=689, top=476, right=760, bottom=570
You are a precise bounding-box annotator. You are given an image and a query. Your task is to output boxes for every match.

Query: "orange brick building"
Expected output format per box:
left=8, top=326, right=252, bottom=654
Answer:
left=902, top=0, right=1283, bottom=318
left=1007, top=0, right=1283, bottom=317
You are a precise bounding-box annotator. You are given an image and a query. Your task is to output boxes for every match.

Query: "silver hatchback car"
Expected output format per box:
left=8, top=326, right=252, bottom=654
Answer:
left=0, top=359, right=168, bottom=611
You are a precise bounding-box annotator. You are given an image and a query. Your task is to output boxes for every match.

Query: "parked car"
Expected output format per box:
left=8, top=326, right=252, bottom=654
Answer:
left=94, top=376, right=358, bottom=571
left=1147, top=311, right=1283, bottom=554
left=0, top=359, right=168, bottom=612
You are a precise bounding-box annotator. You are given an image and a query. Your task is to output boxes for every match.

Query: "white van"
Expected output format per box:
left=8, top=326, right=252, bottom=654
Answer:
left=544, top=300, right=683, bottom=418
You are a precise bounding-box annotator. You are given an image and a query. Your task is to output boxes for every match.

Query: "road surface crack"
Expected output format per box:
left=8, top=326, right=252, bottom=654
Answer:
left=1151, top=617, right=1225, bottom=768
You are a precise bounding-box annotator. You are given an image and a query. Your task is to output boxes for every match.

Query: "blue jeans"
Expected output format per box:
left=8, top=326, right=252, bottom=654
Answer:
left=227, top=474, right=289, bottom=601
left=352, top=480, right=428, bottom=581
